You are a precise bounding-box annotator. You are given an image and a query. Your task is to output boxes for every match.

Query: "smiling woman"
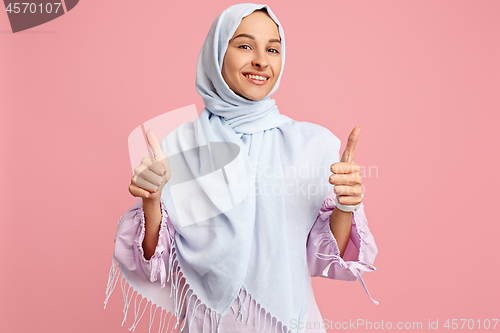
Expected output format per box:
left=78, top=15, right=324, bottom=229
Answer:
left=222, top=9, right=282, bottom=101
left=105, top=3, right=378, bottom=333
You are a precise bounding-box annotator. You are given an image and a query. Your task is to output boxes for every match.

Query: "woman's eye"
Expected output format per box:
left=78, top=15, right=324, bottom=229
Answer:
left=238, top=45, right=251, bottom=50
left=268, top=48, right=279, bottom=54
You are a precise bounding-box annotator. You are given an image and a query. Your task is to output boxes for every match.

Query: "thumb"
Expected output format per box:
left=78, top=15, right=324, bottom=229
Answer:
left=146, top=130, right=167, bottom=171
left=340, top=126, right=361, bottom=163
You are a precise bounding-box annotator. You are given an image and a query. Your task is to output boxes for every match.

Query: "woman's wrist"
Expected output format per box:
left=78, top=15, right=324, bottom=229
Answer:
left=333, top=194, right=363, bottom=213
left=332, top=206, right=353, bottom=216
left=143, top=197, right=161, bottom=209
left=143, top=197, right=162, bottom=231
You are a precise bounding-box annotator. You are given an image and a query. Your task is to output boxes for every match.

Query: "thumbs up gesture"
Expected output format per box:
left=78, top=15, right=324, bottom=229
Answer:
left=129, top=130, right=172, bottom=203
left=329, top=126, right=363, bottom=206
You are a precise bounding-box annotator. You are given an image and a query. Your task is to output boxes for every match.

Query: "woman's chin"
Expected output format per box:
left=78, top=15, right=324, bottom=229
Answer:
left=237, top=90, right=271, bottom=102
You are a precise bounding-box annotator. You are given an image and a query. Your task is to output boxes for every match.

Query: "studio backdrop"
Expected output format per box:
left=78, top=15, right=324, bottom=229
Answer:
left=1, top=0, right=499, bottom=332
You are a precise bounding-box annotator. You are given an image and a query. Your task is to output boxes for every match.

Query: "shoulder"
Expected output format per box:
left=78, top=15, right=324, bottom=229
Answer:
left=277, top=120, right=342, bottom=164
left=280, top=120, right=341, bottom=151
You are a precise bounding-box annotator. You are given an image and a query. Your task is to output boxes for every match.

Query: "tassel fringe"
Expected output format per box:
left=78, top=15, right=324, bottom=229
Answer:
left=105, top=221, right=291, bottom=333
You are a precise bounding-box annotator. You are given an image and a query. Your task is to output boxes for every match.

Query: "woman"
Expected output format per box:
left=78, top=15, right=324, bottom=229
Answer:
left=105, top=3, right=378, bottom=333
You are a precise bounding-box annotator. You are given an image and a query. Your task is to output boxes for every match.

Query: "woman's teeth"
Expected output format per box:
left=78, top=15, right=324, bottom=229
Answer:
left=244, top=74, right=268, bottom=81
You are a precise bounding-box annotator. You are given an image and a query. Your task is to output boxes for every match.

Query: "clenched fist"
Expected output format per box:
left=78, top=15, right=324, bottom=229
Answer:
left=129, top=130, right=172, bottom=203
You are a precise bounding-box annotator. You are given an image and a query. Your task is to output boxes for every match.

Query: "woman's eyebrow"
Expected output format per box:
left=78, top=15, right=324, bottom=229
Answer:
left=233, top=33, right=281, bottom=43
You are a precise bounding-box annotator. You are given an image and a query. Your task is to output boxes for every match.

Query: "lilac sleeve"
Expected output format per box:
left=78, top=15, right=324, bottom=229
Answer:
left=113, top=198, right=175, bottom=287
left=306, top=185, right=379, bottom=304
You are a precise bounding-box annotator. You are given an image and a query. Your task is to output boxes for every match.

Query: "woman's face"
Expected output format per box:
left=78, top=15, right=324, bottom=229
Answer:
left=221, top=11, right=282, bottom=101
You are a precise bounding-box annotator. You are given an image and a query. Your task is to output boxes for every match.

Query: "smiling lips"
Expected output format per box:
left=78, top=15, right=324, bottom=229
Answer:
left=243, top=72, right=269, bottom=85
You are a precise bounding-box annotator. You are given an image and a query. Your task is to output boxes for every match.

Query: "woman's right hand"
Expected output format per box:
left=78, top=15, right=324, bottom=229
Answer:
left=129, top=130, right=171, bottom=203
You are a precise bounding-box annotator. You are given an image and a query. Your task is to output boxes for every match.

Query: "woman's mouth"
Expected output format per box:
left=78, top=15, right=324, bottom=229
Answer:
left=243, top=73, right=269, bottom=85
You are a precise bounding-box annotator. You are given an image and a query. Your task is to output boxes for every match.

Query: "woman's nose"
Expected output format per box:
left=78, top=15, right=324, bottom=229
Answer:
left=251, top=50, right=268, bottom=68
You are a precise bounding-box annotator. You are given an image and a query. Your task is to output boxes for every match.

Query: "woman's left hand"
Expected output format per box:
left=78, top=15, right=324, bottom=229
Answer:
left=329, top=126, right=363, bottom=206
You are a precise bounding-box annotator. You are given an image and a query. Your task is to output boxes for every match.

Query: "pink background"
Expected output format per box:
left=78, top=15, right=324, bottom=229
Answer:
left=1, top=0, right=499, bottom=332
